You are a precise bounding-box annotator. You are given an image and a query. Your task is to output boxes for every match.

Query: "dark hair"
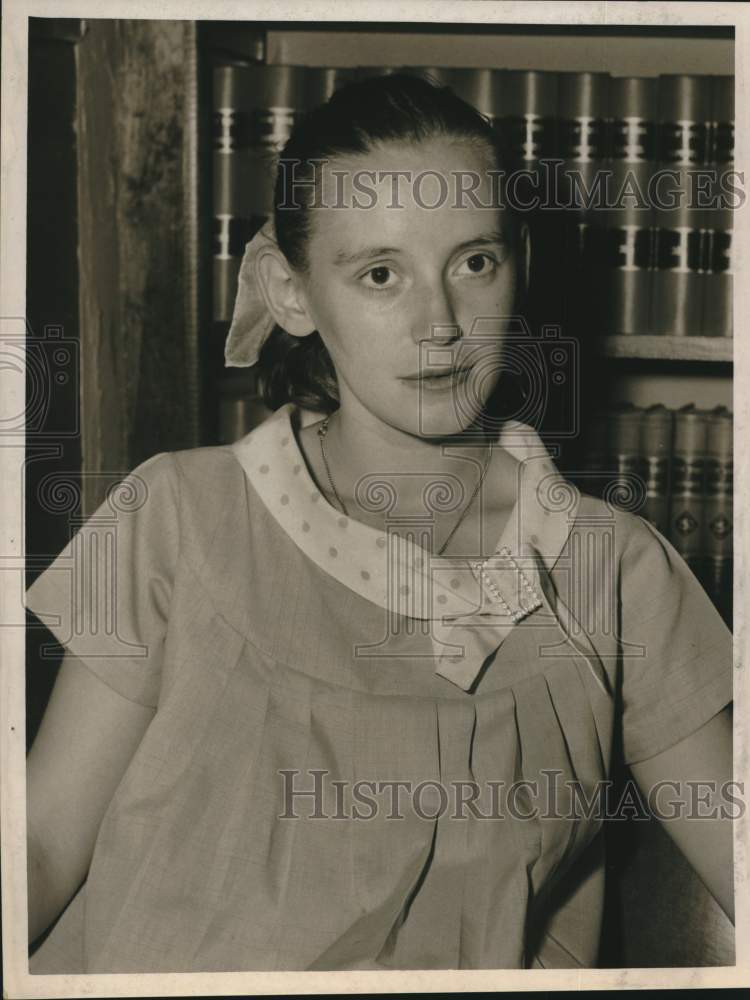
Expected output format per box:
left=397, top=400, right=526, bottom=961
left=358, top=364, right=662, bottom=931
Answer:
left=257, top=72, right=516, bottom=414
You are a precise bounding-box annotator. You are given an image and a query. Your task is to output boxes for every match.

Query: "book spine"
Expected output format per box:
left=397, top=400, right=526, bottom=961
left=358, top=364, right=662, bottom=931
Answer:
left=499, top=70, right=561, bottom=322
left=556, top=72, right=611, bottom=332
left=606, top=402, right=647, bottom=515
left=639, top=403, right=673, bottom=535
left=603, top=76, right=657, bottom=334
left=701, top=75, right=734, bottom=338
left=501, top=69, right=559, bottom=168
left=668, top=403, right=707, bottom=577
left=557, top=70, right=612, bottom=212
left=703, top=405, right=733, bottom=623
left=651, top=75, right=711, bottom=336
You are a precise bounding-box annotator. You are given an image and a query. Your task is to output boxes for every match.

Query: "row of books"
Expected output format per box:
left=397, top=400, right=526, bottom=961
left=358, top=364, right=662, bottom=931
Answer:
left=212, top=65, right=734, bottom=337
left=579, top=401, right=732, bottom=622
left=565, top=219, right=731, bottom=338
left=212, top=65, right=733, bottom=168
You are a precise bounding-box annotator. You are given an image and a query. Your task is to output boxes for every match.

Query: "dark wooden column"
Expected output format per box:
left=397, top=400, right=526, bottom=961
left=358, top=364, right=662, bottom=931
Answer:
left=75, top=18, right=205, bottom=514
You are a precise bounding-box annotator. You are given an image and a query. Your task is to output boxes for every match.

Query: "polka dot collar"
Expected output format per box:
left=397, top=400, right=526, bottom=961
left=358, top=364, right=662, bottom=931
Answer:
left=231, top=404, right=581, bottom=690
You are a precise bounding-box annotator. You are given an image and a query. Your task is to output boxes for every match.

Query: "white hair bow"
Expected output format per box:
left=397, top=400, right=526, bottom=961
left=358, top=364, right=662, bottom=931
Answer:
left=224, top=218, right=279, bottom=368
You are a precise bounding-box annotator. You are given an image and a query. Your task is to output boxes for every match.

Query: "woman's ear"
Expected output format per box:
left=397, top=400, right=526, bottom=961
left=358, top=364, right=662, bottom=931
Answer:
left=255, top=247, right=316, bottom=338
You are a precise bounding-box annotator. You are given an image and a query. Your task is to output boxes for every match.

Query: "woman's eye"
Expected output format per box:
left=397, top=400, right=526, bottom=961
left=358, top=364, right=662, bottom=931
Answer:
left=360, top=265, right=398, bottom=289
left=455, top=252, right=499, bottom=277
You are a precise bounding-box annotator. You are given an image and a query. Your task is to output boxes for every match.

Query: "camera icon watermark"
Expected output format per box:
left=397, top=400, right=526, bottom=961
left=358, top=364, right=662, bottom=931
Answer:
left=1, top=317, right=79, bottom=439
left=417, top=316, right=579, bottom=440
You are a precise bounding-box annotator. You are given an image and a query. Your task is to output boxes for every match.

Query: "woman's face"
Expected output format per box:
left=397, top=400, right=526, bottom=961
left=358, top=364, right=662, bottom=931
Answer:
left=297, top=136, right=523, bottom=440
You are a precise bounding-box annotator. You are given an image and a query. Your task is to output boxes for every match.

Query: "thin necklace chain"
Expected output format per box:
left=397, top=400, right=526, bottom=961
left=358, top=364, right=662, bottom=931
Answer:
left=436, top=445, right=491, bottom=555
left=317, top=416, right=350, bottom=517
left=317, top=415, right=492, bottom=556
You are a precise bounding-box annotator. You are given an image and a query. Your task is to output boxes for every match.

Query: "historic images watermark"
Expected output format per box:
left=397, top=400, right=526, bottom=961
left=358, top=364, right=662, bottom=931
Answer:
left=277, top=769, right=745, bottom=822
left=277, top=160, right=745, bottom=213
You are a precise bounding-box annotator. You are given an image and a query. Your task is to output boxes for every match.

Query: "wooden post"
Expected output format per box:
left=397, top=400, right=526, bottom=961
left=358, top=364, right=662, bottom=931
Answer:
left=76, top=19, right=203, bottom=514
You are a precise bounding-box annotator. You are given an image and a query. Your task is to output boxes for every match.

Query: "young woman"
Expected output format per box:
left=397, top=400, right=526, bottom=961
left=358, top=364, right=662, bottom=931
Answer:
left=26, top=73, right=734, bottom=973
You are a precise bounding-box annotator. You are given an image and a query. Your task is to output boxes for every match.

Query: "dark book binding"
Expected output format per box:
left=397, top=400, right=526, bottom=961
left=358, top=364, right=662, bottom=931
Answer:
left=703, top=404, right=732, bottom=623
left=668, top=403, right=707, bottom=575
left=556, top=72, right=611, bottom=331
left=603, top=76, right=657, bottom=334
left=557, top=71, right=611, bottom=214
left=701, top=75, right=734, bottom=338
left=606, top=402, right=647, bottom=516
left=639, top=403, right=673, bottom=536
left=651, top=75, right=712, bottom=336
left=501, top=69, right=558, bottom=168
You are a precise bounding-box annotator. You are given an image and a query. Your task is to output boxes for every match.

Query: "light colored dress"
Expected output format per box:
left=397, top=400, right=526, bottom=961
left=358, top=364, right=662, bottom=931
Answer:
left=25, top=403, right=733, bottom=972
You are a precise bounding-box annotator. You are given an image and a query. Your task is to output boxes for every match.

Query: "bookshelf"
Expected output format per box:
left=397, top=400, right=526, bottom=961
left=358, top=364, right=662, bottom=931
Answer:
left=596, top=335, right=733, bottom=363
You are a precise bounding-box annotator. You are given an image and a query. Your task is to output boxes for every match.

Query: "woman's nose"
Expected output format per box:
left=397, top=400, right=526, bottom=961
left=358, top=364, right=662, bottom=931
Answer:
left=412, top=279, right=462, bottom=346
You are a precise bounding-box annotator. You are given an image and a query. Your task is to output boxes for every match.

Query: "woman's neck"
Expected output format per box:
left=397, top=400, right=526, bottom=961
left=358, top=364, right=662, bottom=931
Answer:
left=295, top=401, right=518, bottom=556
left=318, top=403, right=495, bottom=483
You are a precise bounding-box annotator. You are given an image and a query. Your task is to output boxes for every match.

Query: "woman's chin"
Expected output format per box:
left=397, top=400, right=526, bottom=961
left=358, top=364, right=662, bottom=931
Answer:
left=401, top=403, right=486, bottom=443
left=400, top=386, right=486, bottom=441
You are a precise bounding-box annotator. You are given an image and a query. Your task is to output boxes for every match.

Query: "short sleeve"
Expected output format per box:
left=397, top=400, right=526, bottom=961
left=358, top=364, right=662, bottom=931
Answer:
left=617, top=513, right=733, bottom=765
left=25, top=452, right=180, bottom=709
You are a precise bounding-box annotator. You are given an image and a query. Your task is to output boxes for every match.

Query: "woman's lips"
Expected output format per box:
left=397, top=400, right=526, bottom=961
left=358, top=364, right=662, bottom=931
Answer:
left=401, top=367, right=473, bottom=391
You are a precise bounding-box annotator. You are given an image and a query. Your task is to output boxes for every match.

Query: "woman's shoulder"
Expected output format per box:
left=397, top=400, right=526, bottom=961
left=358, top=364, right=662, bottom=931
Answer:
left=127, top=442, right=244, bottom=499
left=569, top=490, right=711, bottom=611
left=168, top=440, right=245, bottom=482
left=159, top=405, right=310, bottom=487
left=123, top=441, right=256, bottom=539
left=572, top=489, right=669, bottom=566
left=170, top=440, right=261, bottom=519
